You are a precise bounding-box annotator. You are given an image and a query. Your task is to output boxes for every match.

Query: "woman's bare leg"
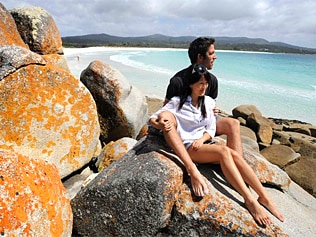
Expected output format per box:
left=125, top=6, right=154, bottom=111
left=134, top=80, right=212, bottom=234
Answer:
left=229, top=149, right=285, bottom=222
left=157, top=111, right=209, bottom=197
left=216, top=117, right=243, bottom=156
left=188, top=144, right=272, bottom=226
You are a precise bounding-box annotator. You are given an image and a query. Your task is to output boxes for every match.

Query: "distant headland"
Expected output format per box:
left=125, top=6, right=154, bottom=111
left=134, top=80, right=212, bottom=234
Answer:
left=62, top=33, right=316, bottom=55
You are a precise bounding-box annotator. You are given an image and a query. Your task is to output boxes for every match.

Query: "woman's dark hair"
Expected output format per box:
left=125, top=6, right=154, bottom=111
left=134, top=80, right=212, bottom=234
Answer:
left=178, top=64, right=211, bottom=118
left=188, top=37, right=215, bottom=64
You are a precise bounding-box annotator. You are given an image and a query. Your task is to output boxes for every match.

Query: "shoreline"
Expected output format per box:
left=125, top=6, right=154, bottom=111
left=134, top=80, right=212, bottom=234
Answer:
left=64, top=47, right=315, bottom=125
left=63, top=46, right=279, bottom=55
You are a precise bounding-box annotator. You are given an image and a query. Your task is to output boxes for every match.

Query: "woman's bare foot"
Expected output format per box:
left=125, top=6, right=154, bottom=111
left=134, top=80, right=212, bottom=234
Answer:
left=189, top=169, right=209, bottom=197
left=258, top=196, right=285, bottom=222
left=245, top=199, right=272, bottom=226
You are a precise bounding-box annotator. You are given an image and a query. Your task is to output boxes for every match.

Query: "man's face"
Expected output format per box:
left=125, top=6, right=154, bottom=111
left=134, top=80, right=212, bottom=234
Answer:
left=198, top=44, right=217, bottom=70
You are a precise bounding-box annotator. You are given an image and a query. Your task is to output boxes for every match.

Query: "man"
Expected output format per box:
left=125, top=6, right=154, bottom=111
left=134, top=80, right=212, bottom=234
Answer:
left=157, top=37, right=244, bottom=197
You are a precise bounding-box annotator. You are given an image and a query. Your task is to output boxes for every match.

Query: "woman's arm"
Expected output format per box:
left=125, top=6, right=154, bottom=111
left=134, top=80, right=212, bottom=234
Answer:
left=149, top=97, right=180, bottom=130
left=190, top=132, right=211, bottom=151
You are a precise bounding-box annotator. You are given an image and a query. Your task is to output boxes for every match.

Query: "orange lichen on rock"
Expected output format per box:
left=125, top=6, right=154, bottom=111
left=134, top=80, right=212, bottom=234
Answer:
left=42, top=54, right=70, bottom=72
left=97, top=138, right=137, bottom=172
left=0, top=149, right=73, bottom=236
left=0, top=3, right=29, bottom=48
left=9, top=6, right=63, bottom=54
left=0, top=63, right=100, bottom=178
left=158, top=154, right=184, bottom=217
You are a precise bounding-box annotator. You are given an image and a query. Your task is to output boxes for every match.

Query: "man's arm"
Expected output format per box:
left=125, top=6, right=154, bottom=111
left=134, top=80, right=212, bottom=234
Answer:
left=207, top=73, right=218, bottom=100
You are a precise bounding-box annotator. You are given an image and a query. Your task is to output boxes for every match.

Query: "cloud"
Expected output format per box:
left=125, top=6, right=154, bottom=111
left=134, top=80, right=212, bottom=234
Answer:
left=1, top=0, right=316, bottom=48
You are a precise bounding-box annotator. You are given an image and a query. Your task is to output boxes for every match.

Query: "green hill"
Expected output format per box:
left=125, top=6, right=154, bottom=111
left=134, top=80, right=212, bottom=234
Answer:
left=62, top=33, right=316, bottom=54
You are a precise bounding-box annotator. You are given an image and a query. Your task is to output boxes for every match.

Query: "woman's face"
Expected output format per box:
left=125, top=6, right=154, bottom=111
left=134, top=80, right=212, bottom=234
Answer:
left=190, top=75, right=209, bottom=97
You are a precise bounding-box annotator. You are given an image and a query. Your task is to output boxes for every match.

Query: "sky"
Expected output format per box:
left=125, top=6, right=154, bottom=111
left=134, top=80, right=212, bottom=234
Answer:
left=2, top=0, right=316, bottom=49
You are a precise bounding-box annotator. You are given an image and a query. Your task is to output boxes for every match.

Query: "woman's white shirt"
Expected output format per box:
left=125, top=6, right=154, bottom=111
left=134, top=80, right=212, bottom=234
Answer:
left=150, top=96, right=216, bottom=148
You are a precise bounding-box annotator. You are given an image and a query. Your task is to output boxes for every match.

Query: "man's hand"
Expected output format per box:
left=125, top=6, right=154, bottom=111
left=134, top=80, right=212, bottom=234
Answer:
left=213, top=106, right=220, bottom=116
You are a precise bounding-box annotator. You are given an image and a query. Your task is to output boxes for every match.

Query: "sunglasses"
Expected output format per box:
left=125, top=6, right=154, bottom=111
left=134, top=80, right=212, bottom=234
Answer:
left=192, top=64, right=208, bottom=75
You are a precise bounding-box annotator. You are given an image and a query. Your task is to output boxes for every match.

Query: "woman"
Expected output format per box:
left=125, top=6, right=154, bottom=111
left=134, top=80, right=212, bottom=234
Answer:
left=149, top=64, right=284, bottom=226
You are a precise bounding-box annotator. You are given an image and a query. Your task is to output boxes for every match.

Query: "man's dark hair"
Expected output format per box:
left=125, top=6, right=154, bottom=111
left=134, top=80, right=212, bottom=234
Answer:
left=188, top=37, right=215, bottom=64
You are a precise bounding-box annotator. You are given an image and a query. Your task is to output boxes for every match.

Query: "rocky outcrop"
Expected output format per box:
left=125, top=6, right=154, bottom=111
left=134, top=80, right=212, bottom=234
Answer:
left=1, top=2, right=316, bottom=236
left=232, top=104, right=262, bottom=119
left=0, top=46, right=46, bottom=79
left=248, top=112, right=274, bottom=143
left=266, top=130, right=316, bottom=197
left=0, top=3, right=96, bottom=235
left=71, top=134, right=316, bottom=236
left=0, top=149, right=73, bottom=236
left=0, top=3, right=28, bottom=48
left=71, top=140, right=183, bottom=236
left=80, top=60, right=148, bottom=145
left=283, top=122, right=316, bottom=137
left=9, top=6, right=63, bottom=55
left=97, top=137, right=138, bottom=172
left=284, top=157, right=316, bottom=197
left=42, top=53, right=70, bottom=72
left=3, top=4, right=70, bottom=74
left=240, top=125, right=257, bottom=141
left=273, top=131, right=316, bottom=158
left=64, top=138, right=139, bottom=200
left=0, top=46, right=101, bottom=178
left=231, top=104, right=316, bottom=197
left=260, top=144, right=301, bottom=169
left=63, top=166, right=98, bottom=200
left=233, top=105, right=275, bottom=144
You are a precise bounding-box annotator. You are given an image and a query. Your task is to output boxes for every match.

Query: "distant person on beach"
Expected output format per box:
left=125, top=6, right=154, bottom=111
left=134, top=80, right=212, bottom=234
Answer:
left=149, top=63, right=284, bottom=225
left=157, top=37, right=245, bottom=197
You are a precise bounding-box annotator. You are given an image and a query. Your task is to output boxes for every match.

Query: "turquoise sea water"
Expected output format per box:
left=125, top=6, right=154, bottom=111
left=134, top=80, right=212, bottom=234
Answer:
left=64, top=48, right=316, bottom=124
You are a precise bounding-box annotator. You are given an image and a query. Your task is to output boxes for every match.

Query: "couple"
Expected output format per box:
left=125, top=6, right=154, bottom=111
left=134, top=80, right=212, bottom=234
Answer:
left=149, top=37, right=284, bottom=226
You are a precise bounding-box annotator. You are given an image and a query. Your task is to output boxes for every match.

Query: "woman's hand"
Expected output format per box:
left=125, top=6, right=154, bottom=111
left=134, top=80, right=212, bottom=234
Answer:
left=191, top=139, right=204, bottom=151
left=157, top=118, right=173, bottom=132
left=149, top=117, right=174, bottom=132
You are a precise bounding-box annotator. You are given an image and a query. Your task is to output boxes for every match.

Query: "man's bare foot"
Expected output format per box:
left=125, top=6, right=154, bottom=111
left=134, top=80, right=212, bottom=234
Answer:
left=190, top=169, right=209, bottom=197
left=258, top=196, right=285, bottom=222
left=245, top=199, right=272, bottom=226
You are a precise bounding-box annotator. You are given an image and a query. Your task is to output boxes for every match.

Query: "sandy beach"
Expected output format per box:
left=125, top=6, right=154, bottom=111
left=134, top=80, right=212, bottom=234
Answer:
left=146, top=96, right=164, bottom=116
left=64, top=47, right=316, bottom=124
